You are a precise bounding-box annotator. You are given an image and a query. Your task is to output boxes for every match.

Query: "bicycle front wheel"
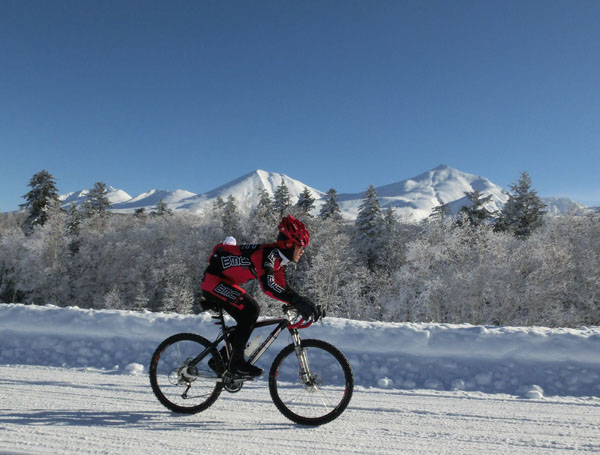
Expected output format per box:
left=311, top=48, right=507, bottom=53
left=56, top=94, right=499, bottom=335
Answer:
left=269, top=338, right=354, bottom=426
left=149, top=333, right=223, bottom=414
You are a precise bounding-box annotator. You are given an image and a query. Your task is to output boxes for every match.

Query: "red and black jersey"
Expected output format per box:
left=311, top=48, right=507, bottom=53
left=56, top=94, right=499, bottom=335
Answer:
left=201, top=242, right=298, bottom=304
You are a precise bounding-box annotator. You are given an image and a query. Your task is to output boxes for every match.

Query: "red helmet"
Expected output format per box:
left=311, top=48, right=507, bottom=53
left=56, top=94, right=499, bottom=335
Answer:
left=278, top=215, right=310, bottom=248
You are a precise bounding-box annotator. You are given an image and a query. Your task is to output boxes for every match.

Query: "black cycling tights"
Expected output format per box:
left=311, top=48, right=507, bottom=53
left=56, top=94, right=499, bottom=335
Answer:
left=203, top=292, right=260, bottom=355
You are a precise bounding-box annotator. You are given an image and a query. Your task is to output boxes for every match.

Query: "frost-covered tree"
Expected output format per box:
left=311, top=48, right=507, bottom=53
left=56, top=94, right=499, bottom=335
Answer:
left=19, top=200, right=70, bottom=305
left=103, top=285, right=124, bottom=309
left=495, top=171, right=546, bottom=238
left=458, top=190, right=495, bottom=227
left=161, top=262, right=194, bottom=314
left=222, top=195, right=241, bottom=239
left=20, top=170, right=60, bottom=231
left=273, top=180, right=292, bottom=216
left=296, top=187, right=316, bottom=216
left=384, top=206, right=398, bottom=226
left=151, top=199, right=173, bottom=217
left=248, top=189, right=277, bottom=242
left=429, top=200, right=451, bottom=222
left=85, top=182, right=112, bottom=217
left=355, top=185, right=385, bottom=270
left=319, top=188, right=342, bottom=220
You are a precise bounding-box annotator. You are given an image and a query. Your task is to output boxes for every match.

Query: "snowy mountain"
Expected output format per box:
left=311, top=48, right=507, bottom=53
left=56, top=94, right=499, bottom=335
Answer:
left=59, top=186, right=132, bottom=207
left=111, top=189, right=197, bottom=210
left=336, top=165, right=508, bottom=222
left=541, top=196, right=589, bottom=215
left=57, top=166, right=588, bottom=221
left=173, top=169, right=324, bottom=213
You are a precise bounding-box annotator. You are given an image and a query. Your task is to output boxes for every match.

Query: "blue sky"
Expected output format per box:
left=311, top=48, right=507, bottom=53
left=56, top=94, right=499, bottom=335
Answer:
left=2, top=0, right=599, bottom=212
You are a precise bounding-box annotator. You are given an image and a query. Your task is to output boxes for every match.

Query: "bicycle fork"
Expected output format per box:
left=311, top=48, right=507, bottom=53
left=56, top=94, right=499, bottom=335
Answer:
left=289, top=328, right=313, bottom=386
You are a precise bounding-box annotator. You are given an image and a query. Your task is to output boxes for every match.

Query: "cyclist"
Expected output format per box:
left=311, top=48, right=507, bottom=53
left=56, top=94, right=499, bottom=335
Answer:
left=195, top=215, right=320, bottom=377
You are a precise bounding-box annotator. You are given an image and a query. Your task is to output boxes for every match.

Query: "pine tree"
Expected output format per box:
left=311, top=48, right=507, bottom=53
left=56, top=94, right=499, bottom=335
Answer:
left=85, top=182, right=112, bottom=217
left=273, top=180, right=292, bottom=216
left=495, top=171, right=547, bottom=237
left=429, top=200, right=451, bottom=222
left=222, top=195, right=241, bottom=238
left=256, top=188, right=274, bottom=215
left=384, top=206, right=398, bottom=226
left=296, top=187, right=316, bottom=216
left=355, top=185, right=385, bottom=270
left=248, top=188, right=277, bottom=241
left=134, top=207, right=146, bottom=219
left=212, top=196, right=226, bottom=213
left=319, top=188, right=343, bottom=220
left=152, top=199, right=173, bottom=217
left=20, top=170, right=60, bottom=231
left=66, top=203, right=82, bottom=255
left=458, top=190, right=495, bottom=227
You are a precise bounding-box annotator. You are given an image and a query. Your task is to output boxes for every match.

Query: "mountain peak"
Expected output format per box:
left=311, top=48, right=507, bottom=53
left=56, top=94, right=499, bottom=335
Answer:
left=55, top=167, right=585, bottom=221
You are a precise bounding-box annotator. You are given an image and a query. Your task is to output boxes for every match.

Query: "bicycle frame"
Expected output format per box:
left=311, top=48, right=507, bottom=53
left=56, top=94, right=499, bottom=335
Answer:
left=187, top=305, right=313, bottom=380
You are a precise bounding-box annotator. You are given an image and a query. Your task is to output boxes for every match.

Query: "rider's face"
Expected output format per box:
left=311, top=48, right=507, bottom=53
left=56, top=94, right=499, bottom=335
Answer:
left=292, top=245, right=305, bottom=263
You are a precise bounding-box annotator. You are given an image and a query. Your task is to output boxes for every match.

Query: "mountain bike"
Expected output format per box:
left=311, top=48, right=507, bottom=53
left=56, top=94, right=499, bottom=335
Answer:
left=149, top=304, right=354, bottom=426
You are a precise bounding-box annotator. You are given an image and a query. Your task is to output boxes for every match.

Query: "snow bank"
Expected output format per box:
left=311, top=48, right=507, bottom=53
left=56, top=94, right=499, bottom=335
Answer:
left=1, top=304, right=599, bottom=398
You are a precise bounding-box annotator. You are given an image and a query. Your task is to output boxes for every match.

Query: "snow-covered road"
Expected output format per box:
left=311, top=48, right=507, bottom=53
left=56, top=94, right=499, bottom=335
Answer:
left=1, top=365, right=599, bottom=455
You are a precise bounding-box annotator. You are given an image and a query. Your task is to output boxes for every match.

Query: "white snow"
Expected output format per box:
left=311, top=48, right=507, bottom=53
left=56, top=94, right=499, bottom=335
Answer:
left=1, top=304, right=599, bottom=398
left=1, top=304, right=600, bottom=454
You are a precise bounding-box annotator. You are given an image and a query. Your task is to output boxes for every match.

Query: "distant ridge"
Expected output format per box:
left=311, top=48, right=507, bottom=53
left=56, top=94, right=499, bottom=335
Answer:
left=57, top=166, right=589, bottom=221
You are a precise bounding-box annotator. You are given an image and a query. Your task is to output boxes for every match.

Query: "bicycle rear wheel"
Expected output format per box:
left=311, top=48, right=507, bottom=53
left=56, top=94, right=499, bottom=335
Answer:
left=149, top=333, right=223, bottom=414
left=269, top=338, right=353, bottom=426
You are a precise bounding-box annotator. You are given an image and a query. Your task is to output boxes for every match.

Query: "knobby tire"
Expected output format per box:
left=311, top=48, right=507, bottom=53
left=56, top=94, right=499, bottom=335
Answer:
left=149, top=333, right=223, bottom=414
left=268, top=338, right=354, bottom=426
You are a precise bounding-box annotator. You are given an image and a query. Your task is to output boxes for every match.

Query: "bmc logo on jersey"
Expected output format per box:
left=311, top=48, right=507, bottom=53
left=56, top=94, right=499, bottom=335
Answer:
left=214, top=283, right=242, bottom=301
left=221, top=255, right=251, bottom=269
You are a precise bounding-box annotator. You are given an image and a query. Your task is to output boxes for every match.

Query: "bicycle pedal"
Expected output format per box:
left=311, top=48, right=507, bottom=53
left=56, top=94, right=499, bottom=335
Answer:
left=229, top=373, right=254, bottom=381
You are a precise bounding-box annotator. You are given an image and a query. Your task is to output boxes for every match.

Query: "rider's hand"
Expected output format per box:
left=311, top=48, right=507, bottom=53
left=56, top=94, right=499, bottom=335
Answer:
left=292, top=296, right=320, bottom=322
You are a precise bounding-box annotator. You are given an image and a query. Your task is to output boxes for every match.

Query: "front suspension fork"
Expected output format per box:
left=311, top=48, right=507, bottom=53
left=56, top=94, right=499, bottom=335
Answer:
left=289, top=328, right=312, bottom=384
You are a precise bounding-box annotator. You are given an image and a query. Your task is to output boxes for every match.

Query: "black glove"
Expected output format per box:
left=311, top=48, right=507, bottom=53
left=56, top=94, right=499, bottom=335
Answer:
left=292, top=296, right=320, bottom=322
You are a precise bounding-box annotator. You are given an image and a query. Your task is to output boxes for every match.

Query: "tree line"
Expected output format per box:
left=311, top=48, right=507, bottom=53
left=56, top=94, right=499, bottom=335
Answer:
left=0, top=170, right=598, bottom=327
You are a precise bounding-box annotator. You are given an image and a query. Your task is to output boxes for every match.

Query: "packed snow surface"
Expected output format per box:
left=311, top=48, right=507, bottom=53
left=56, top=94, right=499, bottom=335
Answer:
left=1, top=304, right=599, bottom=454
left=2, top=304, right=600, bottom=397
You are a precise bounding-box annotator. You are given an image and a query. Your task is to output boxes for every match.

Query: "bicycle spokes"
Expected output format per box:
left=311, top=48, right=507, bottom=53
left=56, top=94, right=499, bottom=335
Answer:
left=269, top=339, right=354, bottom=426
left=149, top=334, right=224, bottom=414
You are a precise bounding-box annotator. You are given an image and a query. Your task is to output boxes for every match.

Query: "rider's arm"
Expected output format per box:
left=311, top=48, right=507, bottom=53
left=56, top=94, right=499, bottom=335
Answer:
left=255, top=248, right=298, bottom=303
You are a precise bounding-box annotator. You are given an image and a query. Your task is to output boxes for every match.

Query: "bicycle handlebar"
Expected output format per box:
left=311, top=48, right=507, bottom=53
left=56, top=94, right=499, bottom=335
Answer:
left=281, top=303, right=325, bottom=327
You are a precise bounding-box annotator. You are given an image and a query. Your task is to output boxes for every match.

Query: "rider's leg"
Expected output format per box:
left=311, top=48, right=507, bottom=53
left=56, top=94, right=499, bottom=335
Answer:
left=222, top=294, right=263, bottom=377
left=200, top=282, right=263, bottom=377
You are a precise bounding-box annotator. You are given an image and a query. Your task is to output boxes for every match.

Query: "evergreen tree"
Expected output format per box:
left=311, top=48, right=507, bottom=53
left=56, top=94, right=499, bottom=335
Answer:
left=248, top=188, right=277, bottom=241
left=429, top=200, right=451, bottom=222
left=134, top=207, right=147, bottom=219
left=86, top=182, right=112, bottom=217
left=495, top=171, right=547, bottom=237
left=458, top=190, right=495, bottom=227
left=319, top=188, right=343, bottom=220
left=256, top=188, right=274, bottom=215
left=222, top=195, right=241, bottom=238
left=20, top=170, right=60, bottom=231
left=66, top=203, right=82, bottom=254
left=273, top=180, right=292, bottom=216
left=296, top=187, right=316, bottom=216
left=212, top=196, right=226, bottom=213
left=152, top=199, right=173, bottom=217
left=384, top=206, right=398, bottom=226
left=355, top=185, right=385, bottom=270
